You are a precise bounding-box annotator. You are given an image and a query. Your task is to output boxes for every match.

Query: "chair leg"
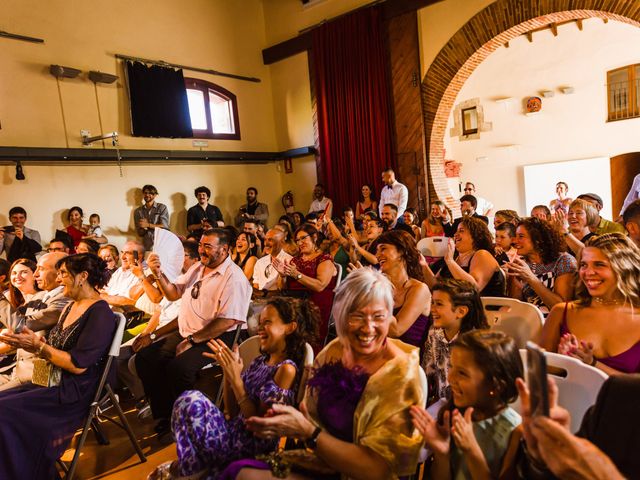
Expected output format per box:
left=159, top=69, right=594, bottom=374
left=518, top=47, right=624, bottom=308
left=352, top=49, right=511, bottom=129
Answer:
left=91, top=417, right=110, bottom=445
left=106, top=384, right=147, bottom=462
left=66, top=403, right=99, bottom=480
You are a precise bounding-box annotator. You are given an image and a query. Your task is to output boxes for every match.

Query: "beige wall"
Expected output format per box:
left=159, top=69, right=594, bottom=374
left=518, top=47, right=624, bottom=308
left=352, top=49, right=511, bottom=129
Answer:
left=443, top=19, right=640, bottom=214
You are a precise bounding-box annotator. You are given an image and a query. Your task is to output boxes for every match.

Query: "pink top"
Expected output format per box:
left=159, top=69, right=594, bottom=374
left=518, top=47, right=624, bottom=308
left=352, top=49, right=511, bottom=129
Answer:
left=174, top=255, right=251, bottom=337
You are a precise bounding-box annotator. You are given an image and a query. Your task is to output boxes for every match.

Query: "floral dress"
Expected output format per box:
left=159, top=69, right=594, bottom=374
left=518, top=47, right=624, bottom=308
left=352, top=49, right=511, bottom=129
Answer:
left=171, top=355, right=297, bottom=479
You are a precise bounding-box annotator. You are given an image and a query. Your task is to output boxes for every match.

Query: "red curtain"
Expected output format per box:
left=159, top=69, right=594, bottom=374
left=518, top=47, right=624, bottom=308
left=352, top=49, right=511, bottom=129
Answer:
left=312, top=6, right=394, bottom=212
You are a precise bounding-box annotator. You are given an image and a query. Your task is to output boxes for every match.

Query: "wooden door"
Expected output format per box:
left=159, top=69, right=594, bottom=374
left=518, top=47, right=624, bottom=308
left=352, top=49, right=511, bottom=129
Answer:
left=610, top=152, right=640, bottom=216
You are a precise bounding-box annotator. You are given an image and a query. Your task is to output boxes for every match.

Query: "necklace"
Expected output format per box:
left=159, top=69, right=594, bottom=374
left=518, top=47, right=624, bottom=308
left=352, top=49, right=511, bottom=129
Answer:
left=592, top=296, right=624, bottom=306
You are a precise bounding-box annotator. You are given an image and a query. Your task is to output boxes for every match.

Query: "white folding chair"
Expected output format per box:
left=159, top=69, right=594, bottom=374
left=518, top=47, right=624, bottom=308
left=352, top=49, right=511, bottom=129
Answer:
left=481, top=297, right=544, bottom=348
left=64, top=312, right=146, bottom=479
left=296, top=343, right=315, bottom=405
left=334, top=262, right=343, bottom=289
left=416, top=237, right=449, bottom=258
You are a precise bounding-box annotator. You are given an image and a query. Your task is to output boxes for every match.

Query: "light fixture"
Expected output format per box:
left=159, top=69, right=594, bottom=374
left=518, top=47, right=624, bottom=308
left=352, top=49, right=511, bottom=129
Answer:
left=15, top=161, right=25, bottom=180
left=82, top=131, right=118, bottom=146
left=541, top=90, right=555, bottom=98
left=49, top=64, right=81, bottom=79
left=561, top=86, right=575, bottom=94
left=88, top=70, right=118, bottom=84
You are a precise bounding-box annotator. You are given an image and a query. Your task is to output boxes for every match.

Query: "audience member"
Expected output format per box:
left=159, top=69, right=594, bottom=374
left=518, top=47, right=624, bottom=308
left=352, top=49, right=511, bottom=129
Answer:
left=426, top=217, right=505, bottom=297
left=66, top=206, right=89, bottom=252
left=619, top=172, right=640, bottom=219
left=98, top=244, right=120, bottom=273
left=505, top=217, right=577, bottom=313
left=622, top=198, right=640, bottom=248
left=47, top=232, right=72, bottom=254
left=6, top=259, right=38, bottom=310
left=0, top=254, right=115, bottom=480
left=135, top=184, right=170, bottom=251
left=494, top=222, right=518, bottom=265
left=273, top=222, right=298, bottom=257
left=463, top=181, right=494, bottom=216
left=76, top=238, right=100, bottom=255
left=0, top=252, right=69, bottom=391
left=355, top=183, right=378, bottom=220
left=274, top=225, right=337, bottom=351
left=0, top=259, right=9, bottom=292
left=186, top=186, right=224, bottom=236
left=380, top=203, right=414, bottom=234
left=233, top=232, right=259, bottom=281
left=577, top=192, right=625, bottom=235
left=444, top=194, right=489, bottom=236
left=517, top=374, right=639, bottom=479
left=493, top=209, right=520, bottom=228
left=151, top=297, right=318, bottom=479
left=290, top=211, right=305, bottom=229
left=236, top=268, right=424, bottom=480
left=379, top=167, right=408, bottom=219
left=242, top=219, right=263, bottom=253
left=135, top=228, right=251, bottom=434
left=349, top=217, right=385, bottom=266
left=530, top=204, right=552, bottom=222
left=373, top=230, right=431, bottom=347
left=549, top=181, right=572, bottom=214
left=235, top=186, right=269, bottom=228
left=252, top=228, right=292, bottom=294
left=541, top=234, right=640, bottom=374
left=308, top=183, right=333, bottom=219
left=323, top=218, right=351, bottom=281
left=551, top=198, right=598, bottom=256
left=412, top=330, right=522, bottom=480
left=403, top=207, right=422, bottom=240
left=100, top=240, right=144, bottom=308
left=0, top=206, right=42, bottom=262
left=422, top=279, right=488, bottom=406
left=86, top=213, right=106, bottom=242
left=421, top=200, right=451, bottom=238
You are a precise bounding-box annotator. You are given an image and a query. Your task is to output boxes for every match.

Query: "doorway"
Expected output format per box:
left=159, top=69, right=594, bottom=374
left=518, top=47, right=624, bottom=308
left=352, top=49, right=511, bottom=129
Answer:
left=610, top=152, right=640, bottom=216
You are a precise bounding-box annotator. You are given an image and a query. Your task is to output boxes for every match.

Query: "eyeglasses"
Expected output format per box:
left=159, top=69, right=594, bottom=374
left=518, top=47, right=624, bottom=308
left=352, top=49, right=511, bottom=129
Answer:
left=347, top=313, right=387, bottom=327
left=265, top=263, right=273, bottom=278
left=48, top=247, right=66, bottom=252
left=191, top=280, right=202, bottom=299
left=295, top=234, right=311, bottom=244
left=463, top=188, right=473, bottom=192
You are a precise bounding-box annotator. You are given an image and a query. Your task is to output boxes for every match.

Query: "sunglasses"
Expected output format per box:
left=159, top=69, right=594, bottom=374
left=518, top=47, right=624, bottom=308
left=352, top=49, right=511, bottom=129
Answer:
left=191, top=280, right=202, bottom=299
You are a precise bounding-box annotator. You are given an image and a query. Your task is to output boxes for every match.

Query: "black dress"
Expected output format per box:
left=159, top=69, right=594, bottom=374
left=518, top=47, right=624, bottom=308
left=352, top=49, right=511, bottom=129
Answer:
left=0, top=300, right=116, bottom=479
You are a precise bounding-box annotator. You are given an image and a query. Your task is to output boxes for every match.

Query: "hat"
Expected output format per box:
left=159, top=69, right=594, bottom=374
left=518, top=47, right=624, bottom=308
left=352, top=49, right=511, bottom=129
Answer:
left=577, top=193, right=603, bottom=208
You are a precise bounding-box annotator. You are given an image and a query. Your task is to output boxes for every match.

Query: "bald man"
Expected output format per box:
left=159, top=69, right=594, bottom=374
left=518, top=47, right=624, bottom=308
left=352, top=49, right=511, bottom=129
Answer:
left=251, top=228, right=292, bottom=294
left=0, top=252, right=71, bottom=390
left=101, top=240, right=145, bottom=307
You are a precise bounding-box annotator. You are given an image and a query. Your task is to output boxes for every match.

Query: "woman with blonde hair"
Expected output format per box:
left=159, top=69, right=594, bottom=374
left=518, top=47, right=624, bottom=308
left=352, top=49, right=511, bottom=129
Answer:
left=541, top=234, right=640, bottom=374
left=421, top=201, right=450, bottom=238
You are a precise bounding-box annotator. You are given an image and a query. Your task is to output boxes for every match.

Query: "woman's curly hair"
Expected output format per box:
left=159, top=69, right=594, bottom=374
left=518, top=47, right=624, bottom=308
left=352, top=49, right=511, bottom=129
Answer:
left=371, top=230, right=424, bottom=281
left=517, top=217, right=565, bottom=264
left=460, top=217, right=495, bottom=255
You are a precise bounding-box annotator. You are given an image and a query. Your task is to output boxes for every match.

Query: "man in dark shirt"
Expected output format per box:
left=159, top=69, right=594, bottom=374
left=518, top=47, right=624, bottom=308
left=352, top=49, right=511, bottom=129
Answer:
left=134, top=184, right=169, bottom=251
left=380, top=203, right=414, bottom=235
left=186, top=186, right=224, bottom=237
left=0, top=207, right=42, bottom=263
left=235, top=187, right=269, bottom=228
left=443, top=194, right=489, bottom=237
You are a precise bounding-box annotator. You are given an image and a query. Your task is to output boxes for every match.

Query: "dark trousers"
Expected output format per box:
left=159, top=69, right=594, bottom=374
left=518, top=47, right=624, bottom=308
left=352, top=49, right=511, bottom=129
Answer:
left=135, top=330, right=238, bottom=420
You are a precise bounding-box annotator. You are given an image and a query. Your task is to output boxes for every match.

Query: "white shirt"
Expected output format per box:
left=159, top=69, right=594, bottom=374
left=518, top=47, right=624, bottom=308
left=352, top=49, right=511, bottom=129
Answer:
left=379, top=181, right=409, bottom=217
left=621, top=174, right=640, bottom=216
left=252, top=249, right=293, bottom=291
left=309, top=196, right=333, bottom=217
left=475, top=196, right=494, bottom=216
left=104, top=267, right=140, bottom=299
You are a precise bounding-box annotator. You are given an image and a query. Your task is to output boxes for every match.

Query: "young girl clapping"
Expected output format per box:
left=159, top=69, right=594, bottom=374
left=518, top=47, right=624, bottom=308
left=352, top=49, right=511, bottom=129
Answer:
left=412, top=330, right=522, bottom=479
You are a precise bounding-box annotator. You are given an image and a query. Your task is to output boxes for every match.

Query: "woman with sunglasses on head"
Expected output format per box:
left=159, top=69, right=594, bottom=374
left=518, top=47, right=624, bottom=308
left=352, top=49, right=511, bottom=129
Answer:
left=0, top=253, right=115, bottom=479
left=0, top=259, right=39, bottom=352
left=273, top=225, right=337, bottom=352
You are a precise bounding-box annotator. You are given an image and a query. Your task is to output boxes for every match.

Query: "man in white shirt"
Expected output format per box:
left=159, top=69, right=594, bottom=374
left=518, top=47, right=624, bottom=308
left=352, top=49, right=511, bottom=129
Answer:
left=308, top=184, right=333, bottom=219
left=100, top=240, right=144, bottom=307
left=379, top=168, right=408, bottom=219
left=463, top=182, right=494, bottom=216
left=620, top=173, right=640, bottom=218
left=252, top=228, right=292, bottom=294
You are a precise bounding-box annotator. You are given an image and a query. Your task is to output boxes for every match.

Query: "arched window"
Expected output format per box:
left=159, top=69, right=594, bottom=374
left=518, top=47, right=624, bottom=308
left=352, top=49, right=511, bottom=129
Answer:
left=185, top=78, right=241, bottom=139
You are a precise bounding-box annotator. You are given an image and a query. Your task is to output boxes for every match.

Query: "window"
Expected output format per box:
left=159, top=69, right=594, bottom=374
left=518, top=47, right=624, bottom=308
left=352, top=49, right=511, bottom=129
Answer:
left=607, top=64, right=640, bottom=121
left=185, top=78, right=240, bottom=139
left=461, top=107, right=478, bottom=135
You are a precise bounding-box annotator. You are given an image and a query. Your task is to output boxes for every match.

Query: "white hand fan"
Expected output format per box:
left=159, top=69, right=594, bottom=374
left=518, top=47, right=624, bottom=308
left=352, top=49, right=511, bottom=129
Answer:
left=153, top=228, right=185, bottom=282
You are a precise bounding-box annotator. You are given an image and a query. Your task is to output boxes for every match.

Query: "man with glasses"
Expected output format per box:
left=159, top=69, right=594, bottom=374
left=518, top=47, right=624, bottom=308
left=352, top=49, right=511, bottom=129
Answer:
left=252, top=228, right=292, bottom=295
left=46, top=239, right=71, bottom=254
left=463, top=182, right=493, bottom=216
left=134, top=228, right=251, bottom=435
left=134, top=184, right=169, bottom=251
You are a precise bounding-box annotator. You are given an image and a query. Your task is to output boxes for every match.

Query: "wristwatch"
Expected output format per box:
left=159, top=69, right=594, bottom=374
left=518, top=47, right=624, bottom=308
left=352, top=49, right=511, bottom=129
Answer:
left=187, top=335, right=197, bottom=346
left=149, top=333, right=157, bottom=341
left=296, top=273, right=302, bottom=280
left=304, top=426, right=322, bottom=450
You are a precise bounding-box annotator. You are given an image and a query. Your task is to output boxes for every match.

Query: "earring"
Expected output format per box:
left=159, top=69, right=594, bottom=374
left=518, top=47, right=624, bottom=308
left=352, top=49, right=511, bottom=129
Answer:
left=489, top=390, right=495, bottom=396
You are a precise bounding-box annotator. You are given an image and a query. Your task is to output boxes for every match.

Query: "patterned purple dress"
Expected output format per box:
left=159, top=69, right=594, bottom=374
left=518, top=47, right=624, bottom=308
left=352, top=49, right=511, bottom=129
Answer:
left=171, top=355, right=297, bottom=478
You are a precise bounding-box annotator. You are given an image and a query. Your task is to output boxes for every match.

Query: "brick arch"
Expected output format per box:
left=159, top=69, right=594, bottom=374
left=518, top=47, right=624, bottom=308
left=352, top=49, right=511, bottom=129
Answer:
left=422, top=1, right=640, bottom=212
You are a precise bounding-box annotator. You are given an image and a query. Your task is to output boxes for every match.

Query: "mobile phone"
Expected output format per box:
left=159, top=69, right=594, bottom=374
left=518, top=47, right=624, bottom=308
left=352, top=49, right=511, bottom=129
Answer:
left=132, top=250, right=139, bottom=262
left=13, top=316, right=25, bottom=334
left=525, top=341, right=549, bottom=417
left=2, top=226, right=15, bottom=233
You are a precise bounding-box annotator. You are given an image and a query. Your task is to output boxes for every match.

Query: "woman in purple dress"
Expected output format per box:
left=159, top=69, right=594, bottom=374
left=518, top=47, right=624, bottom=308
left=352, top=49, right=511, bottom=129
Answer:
left=373, top=230, right=431, bottom=348
left=148, top=297, right=319, bottom=480
left=0, top=253, right=115, bottom=479
left=541, top=234, right=640, bottom=374
left=231, top=268, right=424, bottom=480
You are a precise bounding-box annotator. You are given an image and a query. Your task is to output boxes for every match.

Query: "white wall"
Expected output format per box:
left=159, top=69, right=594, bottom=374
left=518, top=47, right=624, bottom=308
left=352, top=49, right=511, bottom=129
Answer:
left=444, top=18, right=640, bottom=215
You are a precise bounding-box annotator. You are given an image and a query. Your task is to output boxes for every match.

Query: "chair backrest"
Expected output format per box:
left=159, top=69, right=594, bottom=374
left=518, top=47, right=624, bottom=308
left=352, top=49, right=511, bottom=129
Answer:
left=238, top=335, right=262, bottom=373
left=296, top=343, right=315, bottom=404
left=334, top=262, right=343, bottom=289
left=481, top=297, right=543, bottom=348
left=543, top=351, right=608, bottom=433
left=416, top=237, right=449, bottom=258
left=109, top=312, right=127, bottom=357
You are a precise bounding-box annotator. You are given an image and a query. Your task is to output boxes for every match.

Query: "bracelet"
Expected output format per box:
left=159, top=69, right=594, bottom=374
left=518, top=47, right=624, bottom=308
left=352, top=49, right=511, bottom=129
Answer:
left=237, top=395, right=251, bottom=405
left=36, top=339, right=46, bottom=357
left=590, top=356, right=597, bottom=367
